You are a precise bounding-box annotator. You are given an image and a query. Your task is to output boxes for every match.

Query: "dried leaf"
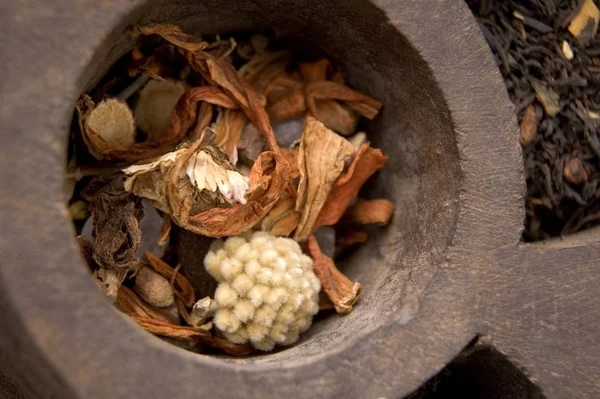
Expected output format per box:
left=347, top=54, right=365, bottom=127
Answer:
left=315, top=144, right=388, bottom=228
left=306, top=80, right=382, bottom=120
left=345, top=199, right=394, bottom=226
left=135, top=79, right=187, bottom=142
left=76, top=96, right=136, bottom=160
left=129, top=315, right=253, bottom=356
left=294, top=117, right=354, bottom=241
left=145, top=251, right=196, bottom=307
left=307, top=235, right=360, bottom=314
left=91, top=178, right=144, bottom=271
left=116, top=285, right=172, bottom=323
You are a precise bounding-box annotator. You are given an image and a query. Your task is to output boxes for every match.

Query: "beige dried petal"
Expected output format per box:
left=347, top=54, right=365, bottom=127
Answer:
left=312, top=99, right=358, bottom=136
left=348, top=132, right=368, bottom=152
left=568, top=0, right=599, bottom=42
left=261, top=196, right=299, bottom=237
left=294, top=117, right=354, bottom=241
left=76, top=96, right=136, bottom=160
left=135, top=79, right=187, bottom=142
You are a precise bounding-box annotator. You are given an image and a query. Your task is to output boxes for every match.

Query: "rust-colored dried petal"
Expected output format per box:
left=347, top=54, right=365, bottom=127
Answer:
left=261, top=196, right=300, bottom=236
left=266, top=88, right=306, bottom=123
left=294, top=117, right=354, bottom=241
left=312, top=99, right=358, bottom=136
left=298, top=59, right=331, bottom=82
left=116, top=286, right=172, bottom=323
left=307, top=235, right=361, bottom=314
left=158, top=213, right=171, bottom=247
left=214, top=109, right=248, bottom=161
left=145, top=251, right=195, bottom=307
left=129, top=316, right=253, bottom=356
left=345, top=199, right=394, bottom=226
left=315, top=144, right=388, bottom=228
left=306, top=80, right=382, bottom=120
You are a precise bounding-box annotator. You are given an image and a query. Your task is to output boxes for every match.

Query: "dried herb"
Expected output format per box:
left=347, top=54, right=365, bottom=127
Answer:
left=116, top=285, right=172, bottom=323
left=91, top=178, right=143, bottom=271
left=294, top=117, right=354, bottom=240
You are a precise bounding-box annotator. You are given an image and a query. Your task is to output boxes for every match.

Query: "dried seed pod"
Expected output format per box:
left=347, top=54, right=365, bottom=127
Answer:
left=134, top=266, right=175, bottom=308
left=135, top=79, right=187, bottom=142
left=563, top=157, right=588, bottom=185
left=520, top=104, right=538, bottom=147
left=76, top=95, right=136, bottom=159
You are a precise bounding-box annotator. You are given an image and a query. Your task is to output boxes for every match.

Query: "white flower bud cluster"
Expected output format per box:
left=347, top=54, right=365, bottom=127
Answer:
left=204, top=231, right=321, bottom=351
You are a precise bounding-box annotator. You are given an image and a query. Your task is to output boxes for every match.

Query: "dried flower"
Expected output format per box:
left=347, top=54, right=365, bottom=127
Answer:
left=76, top=95, right=136, bottom=160
left=294, top=117, right=355, bottom=240
left=133, top=266, right=175, bottom=308
left=568, top=0, right=599, bottom=43
left=261, top=196, right=300, bottom=237
left=307, top=235, right=360, bottom=314
left=204, top=232, right=320, bottom=351
left=135, top=79, right=187, bottom=142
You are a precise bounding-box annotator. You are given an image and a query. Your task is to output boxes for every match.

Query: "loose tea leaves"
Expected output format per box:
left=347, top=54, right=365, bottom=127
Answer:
left=467, top=0, right=600, bottom=239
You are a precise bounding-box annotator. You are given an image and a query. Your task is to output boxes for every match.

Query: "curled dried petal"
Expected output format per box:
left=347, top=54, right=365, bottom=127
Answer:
left=315, top=144, right=388, bottom=229
left=345, top=199, right=394, bottom=226
left=306, top=80, right=382, bottom=120
left=116, top=285, right=172, bottom=323
left=294, top=117, right=354, bottom=241
left=307, top=235, right=360, bottom=314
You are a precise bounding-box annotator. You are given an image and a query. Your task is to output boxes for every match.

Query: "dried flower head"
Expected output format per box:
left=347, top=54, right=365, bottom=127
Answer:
left=133, top=266, right=175, bottom=308
left=135, top=79, right=187, bottom=142
left=204, top=231, right=320, bottom=351
left=76, top=95, right=136, bottom=159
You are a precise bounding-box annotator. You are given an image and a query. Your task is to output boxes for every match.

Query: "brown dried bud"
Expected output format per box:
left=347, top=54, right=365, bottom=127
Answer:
left=76, top=95, right=136, bottom=159
left=519, top=104, right=538, bottom=147
left=134, top=266, right=175, bottom=308
left=135, top=79, right=187, bottom=142
left=563, top=157, right=588, bottom=185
